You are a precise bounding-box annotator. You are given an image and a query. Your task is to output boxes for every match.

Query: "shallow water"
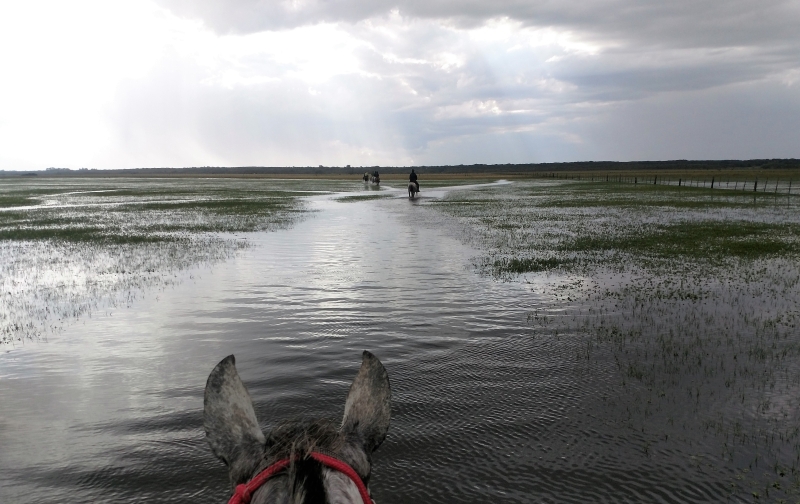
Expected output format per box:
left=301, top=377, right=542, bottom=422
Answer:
left=0, top=186, right=763, bottom=503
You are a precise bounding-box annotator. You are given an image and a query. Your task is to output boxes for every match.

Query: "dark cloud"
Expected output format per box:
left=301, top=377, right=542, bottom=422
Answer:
left=576, top=80, right=800, bottom=161
left=156, top=0, right=800, bottom=50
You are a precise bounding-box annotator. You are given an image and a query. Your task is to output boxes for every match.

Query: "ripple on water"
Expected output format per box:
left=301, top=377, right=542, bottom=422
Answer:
left=0, top=192, right=745, bottom=503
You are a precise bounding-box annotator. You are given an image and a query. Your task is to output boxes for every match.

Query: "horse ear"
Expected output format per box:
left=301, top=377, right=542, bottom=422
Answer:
left=204, top=355, right=266, bottom=488
left=341, top=351, right=391, bottom=453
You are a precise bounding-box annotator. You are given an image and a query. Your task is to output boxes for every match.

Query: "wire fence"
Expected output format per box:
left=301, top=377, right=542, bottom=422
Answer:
left=540, top=172, right=796, bottom=196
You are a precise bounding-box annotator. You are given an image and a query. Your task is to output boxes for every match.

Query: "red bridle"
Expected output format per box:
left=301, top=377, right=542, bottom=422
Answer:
left=227, top=452, right=373, bottom=504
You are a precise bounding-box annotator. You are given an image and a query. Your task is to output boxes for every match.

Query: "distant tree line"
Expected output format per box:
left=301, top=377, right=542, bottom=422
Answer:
left=2, top=159, right=798, bottom=177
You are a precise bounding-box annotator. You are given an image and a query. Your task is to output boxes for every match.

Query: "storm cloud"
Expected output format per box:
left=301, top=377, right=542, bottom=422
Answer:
left=0, top=0, right=797, bottom=169
left=157, top=0, right=800, bottom=46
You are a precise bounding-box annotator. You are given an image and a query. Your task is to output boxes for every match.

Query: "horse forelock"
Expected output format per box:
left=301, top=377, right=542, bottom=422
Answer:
left=249, top=419, right=371, bottom=504
left=265, top=419, right=343, bottom=458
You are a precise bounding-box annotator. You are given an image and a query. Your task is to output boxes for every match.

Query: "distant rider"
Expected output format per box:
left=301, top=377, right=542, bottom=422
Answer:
left=409, top=169, right=419, bottom=192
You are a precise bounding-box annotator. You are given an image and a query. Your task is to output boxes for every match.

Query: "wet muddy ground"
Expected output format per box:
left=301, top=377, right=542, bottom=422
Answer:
left=1, top=178, right=799, bottom=503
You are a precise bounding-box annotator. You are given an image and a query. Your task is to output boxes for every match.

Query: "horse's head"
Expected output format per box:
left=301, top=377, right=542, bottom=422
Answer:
left=204, top=351, right=391, bottom=504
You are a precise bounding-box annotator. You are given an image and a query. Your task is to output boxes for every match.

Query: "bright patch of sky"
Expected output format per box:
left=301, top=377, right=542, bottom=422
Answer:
left=1, top=0, right=798, bottom=170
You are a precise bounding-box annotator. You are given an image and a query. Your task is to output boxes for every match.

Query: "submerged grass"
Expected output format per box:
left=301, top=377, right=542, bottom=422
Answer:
left=335, top=194, right=394, bottom=202
left=533, top=181, right=793, bottom=208
left=491, top=256, right=575, bottom=274
left=0, top=177, right=366, bottom=344
left=433, top=179, right=800, bottom=276
left=430, top=178, right=800, bottom=501
left=568, top=221, right=799, bottom=261
left=0, top=227, right=168, bottom=243
left=0, top=180, right=309, bottom=243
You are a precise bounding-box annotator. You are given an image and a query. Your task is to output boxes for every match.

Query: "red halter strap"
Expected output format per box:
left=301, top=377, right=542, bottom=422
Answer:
left=227, top=452, right=372, bottom=504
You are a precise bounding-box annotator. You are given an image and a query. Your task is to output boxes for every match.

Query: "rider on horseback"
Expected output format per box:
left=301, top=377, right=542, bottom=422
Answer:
left=409, top=169, right=419, bottom=192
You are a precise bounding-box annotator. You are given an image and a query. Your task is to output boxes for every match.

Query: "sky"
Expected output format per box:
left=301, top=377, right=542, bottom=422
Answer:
left=1, top=0, right=798, bottom=170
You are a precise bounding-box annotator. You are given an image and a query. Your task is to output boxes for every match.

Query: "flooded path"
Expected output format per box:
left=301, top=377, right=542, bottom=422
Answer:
left=1, top=187, right=730, bottom=503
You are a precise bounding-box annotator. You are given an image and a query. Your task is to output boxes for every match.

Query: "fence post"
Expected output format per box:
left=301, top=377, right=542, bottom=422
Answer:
left=711, top=176, right=715, bottom=189
left=679, top=178, right=681, bottom=186
left=754, top=179, right=758, bottom=192
left=789, top=180, right=792, bottom=195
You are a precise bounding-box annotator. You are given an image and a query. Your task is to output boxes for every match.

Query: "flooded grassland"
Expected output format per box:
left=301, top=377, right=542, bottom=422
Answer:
left=0, top=178, right=362, bottom=343
left=430, top=179, right=800, bottom=502
left=3, top=175, right=800, bottom=503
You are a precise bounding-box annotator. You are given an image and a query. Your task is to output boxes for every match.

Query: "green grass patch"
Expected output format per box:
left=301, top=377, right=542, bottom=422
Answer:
left=0, top=179, right=316, bottom=243
left=525, top=182, right=788, bottom=209
left=434, top=179, right=800, bottom=274
left=0, top=195, right=37, bottom=207
left=335, top=194, right=394, bottom=202
left=567, top=221, right=799, bottom=260
left=132, top=198, right=298, bottom=215
left=492, top=256, right=575, bottom=275
left=0, top=187, right=74, bottom=207
left=0, top=227, right=171, bottom=243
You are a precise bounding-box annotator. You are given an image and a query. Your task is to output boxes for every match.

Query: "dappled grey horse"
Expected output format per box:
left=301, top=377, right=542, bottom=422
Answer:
left=204, top=351, right=391, bottom=504
left=408, top=182, right=418, bottom=198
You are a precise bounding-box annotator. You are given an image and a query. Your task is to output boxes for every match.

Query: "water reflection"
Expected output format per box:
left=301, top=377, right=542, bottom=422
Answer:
left=1, top=189, right=727, bottom=503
